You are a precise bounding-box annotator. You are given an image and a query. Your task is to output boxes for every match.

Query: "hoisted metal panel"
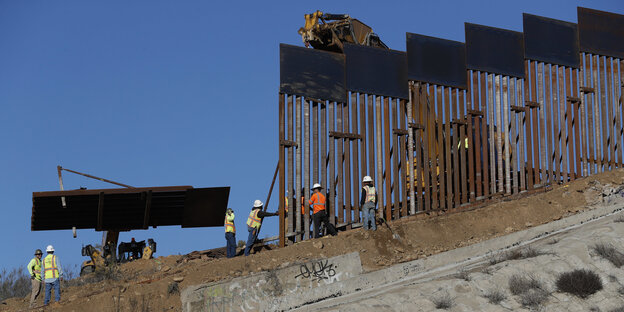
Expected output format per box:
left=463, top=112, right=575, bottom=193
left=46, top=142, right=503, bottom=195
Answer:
left=343, top=43, right=409, bottom=99
left=578, top=7, right=624, bottom=59
left=279, top=44, right=347, bottom=103
left=406, top=33, right=467, bottom=89
left=523, top=13, right=580, bottom=68
left=465, top=23, right=525, bottom=78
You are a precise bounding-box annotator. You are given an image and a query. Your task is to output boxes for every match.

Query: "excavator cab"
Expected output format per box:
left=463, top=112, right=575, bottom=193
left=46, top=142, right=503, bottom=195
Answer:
left=298, top=10, right=388, bottom=52
left=80, top=244, right=107, bottom=276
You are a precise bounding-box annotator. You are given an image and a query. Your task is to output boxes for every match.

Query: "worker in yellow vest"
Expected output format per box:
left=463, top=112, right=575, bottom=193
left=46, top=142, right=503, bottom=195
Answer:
left=41, top=245, right=63, bottom=305
left=27, top=249, right=43, bottom=308
left=360, top=176, right=377, bottom=230
left=244, top=200, right=278, bottom=256
left=224, top=208, right=236, bottom=258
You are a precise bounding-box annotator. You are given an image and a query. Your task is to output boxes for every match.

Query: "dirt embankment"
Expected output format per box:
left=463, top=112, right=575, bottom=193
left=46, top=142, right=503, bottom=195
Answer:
left=4, top=169, right=624, bottom=312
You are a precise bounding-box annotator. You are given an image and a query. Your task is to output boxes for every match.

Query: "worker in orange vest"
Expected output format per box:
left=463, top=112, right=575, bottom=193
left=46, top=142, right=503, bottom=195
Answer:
left=309, top=183, right=337, bottom=238
left=224, top=208, right=236, bottom=258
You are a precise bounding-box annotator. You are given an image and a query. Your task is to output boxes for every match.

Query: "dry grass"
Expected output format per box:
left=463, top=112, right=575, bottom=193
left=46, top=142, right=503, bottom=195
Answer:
left=508, top=274, right=550, bottom=308
left=0, top=268, right=30, bottom=301
left=556, top=269, right=603, bottom=298
left=432, top=292, right=454, bottom=310
left=592, top=243, right=624, bottom=267
left=489, top=246, right=548, bottom=265
left=482, top=289, right=506, bottom=304
left=614, top=215, right=624, bottom=223
left=455, top=268, right=471, bottom=281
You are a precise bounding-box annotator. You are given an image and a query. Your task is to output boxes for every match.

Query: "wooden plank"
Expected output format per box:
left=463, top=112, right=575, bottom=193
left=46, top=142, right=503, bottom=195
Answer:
left=296, top=96, right=302, bottom=241
left=392, top=99, right=401, bottom=218
left=437, top=86, right=446, bottom=210
left=467, top=71, right=476, bottom=200
left=487, top=73, right=496, bottom=195
left=459, top=88, right=468, bottom=203
left=473, top=72, right=483, bottom=198
left=279, top=94, right=286, bottom=247
left=524, top=61, right=534, bottom=189
left=517, top=78, right=526, bottom=191
left=344, top=100, right=353, bottom=228
left=303, top=98, right=311, bottom=239
left=287, top=95, right=294, bottom=237
left=351, top=94, right=360, bottom=222
left=503, top=76, right=511, bottom=194
left=384, top=97, right=392, bottom=221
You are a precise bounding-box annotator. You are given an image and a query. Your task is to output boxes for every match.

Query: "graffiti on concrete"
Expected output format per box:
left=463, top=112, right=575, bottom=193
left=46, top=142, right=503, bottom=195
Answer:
left=295, top=259, right=337, bottom=282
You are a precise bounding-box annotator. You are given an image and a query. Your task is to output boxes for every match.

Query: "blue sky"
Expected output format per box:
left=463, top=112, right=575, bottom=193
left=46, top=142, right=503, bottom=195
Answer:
left=1, top=0, right=622, bottom=272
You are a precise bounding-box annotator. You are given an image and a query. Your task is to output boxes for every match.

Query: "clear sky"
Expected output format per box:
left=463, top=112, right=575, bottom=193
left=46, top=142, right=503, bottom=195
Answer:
left=1, top=0, right=622, bottom=272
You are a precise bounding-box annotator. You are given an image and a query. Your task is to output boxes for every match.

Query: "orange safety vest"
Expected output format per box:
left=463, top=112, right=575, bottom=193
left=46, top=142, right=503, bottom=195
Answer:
left=308, top=192, right=326, bottom=214
left=364, top=185, right=376, bottom=203
left=246, top=209, right=262, bottom=229
left=224, top=214, right=235, bottom=233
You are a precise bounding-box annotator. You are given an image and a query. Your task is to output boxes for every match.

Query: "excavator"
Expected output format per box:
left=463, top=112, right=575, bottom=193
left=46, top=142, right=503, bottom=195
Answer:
left=298, top=11, right=387, bottom=53
left=80, top=238, right=157, bottom=276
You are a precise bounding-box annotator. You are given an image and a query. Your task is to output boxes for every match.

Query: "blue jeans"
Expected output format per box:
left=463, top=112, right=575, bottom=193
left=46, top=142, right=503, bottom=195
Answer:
left=362, top=202, right=377, bottom=230
left=225, top=232, right=236, bottom=258
left=44, top=279, right=60, bottom=305
left=244, top=226, right=258, bottom=256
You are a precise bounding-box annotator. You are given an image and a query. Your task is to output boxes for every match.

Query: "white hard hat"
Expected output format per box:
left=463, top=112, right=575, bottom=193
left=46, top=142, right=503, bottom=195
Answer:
left=363, top=176, right=373, bottom=182
left=253, top=199, right=263, bottom=208
left=46, top=245, right=55, bottom=252
left=312, top=183, right=322, bottom=189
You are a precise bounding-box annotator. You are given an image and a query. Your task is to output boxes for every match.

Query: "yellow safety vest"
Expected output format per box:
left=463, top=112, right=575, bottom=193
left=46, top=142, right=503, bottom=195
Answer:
left=247, top=209, right=262, bottom=229
left=225, top=213, right=235, bottom=233
left=43, top=255, right=59, bottom=280
left=31, top=257, right=42, bottom=281
left=364, top=185, right=376, bottom=203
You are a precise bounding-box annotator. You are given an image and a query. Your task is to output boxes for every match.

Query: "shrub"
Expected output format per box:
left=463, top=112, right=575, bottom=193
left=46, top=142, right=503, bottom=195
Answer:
left=432, top=292, right=454, bottom=310
left=455, top=268, right=471, bottom=281
left=592, top=243, right=624, bottom=267
left=489, top=246, right=547, bottom=265
left=482, top=289, right=506, bottom=304
left=556, top=269, right=602, bottom=298
left=508, top=274, right=550, bottom=308
left=614, top=215, right=624, bottom=223
left=167, top=282, right=179, bottom=295
left=0, top=268, right=30, bottom=301
left=519, top=288, right=550, bottom=309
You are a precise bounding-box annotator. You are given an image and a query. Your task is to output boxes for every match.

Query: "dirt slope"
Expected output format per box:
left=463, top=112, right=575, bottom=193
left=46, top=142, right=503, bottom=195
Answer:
left=3, top=169, right=624, bottom=312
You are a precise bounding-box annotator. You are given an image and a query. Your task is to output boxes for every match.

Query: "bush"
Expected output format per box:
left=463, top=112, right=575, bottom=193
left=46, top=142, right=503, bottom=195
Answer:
left=0, top=268, right=30, bottom=301
left=592, top=243, right=624, bottom=267
left=489, top=246, right=547, bottom=265
left=455, top=268, right=471, bottom=281
left=508, top=274, right=550, bottom=308
left=614, top=215, right=624, bottom=223
left=556, top=269, right=602, bottom=298
left=432, top=292, right=454, bottom=310
left=482, top=289, right=506, bottom=304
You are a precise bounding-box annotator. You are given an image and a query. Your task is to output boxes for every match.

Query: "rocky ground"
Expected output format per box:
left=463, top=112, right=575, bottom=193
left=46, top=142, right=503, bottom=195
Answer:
left=3, top=169, right=624, bottom=311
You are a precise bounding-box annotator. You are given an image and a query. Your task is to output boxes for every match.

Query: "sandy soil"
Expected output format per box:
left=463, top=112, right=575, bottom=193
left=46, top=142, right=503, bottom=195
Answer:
left=3, top=169, right=624, bottom=312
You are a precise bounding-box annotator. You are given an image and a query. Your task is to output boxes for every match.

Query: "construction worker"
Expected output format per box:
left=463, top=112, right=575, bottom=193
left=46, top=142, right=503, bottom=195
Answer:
left=360, top=176, right=377, bottom=230
left=224, top=208, right=236, bottom=258
left=309, top=183, right=337, bottom=238
left=244, top=200, right=278, bottom=256
left=27, top=249, right=43, bottom=308
left=41, top=245, right=63, bottom=305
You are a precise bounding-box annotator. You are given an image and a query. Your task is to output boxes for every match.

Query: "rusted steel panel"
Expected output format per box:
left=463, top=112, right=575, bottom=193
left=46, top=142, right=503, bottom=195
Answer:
left=296, top=97, right=302, bottom=241
left=399, top=99, right=409, bottom=216
left=351, top=94, right=361, bottom=222
left=344, top=44, right=409, bottom=99
left=321, top=100, right=327, bottom=227
left=424, top=85, right=433, bottom=211
left=607, top=57, right=616, bottom=169
left=467, top=72, right=476, bottom=200
left=384, top=97, right=392, bottom=220
left=437, top=86, right=447, bottom=210
left=415, top=86, right=424, bottom=212
left=523, top=14, right=580, bottom=69
left=524, top=61, right=534, bottom=189
left=558, top=66, right=568, bottom=182
left=375, top=96, right=385, bottom=219
left=503, top=77, right=511, bottom=194
left=287, top=95, right=294, bottom=238
left=578, top=7, right=624, bottom=59
left=583, top=54, right=595, bottom=175
left=406, top=33, right=467, bottom=89
left=392, top=99, right=401, bottom=218
left=328, top=101, right=336, bottom=226
left=538, top=63, right=548, bottom=184
left=510, top=79, right=518, bottom=193
left=620, top=60, right=624, bottom=166
left=472, top=72, right=483, bottom=198
left=409, top=85, right=418, bottom=213
left=451, top=88, right=460, bottom=206
left=304, top=99, right=311, bottom=239
left=487, top=73, right=496, bottom=195
left=279, top=94, right=286, bottom=247
left=572, top=68, right=583, bottom=177
left=480, top=72, right=490, bottom=197
left=465, top=23, right=525, bottom=78
left=344, top=101, right=353, bottom=227
left=516, top=78, right=526, bottom=191
left=495, top=75, right=504, bottom=193
left=599, top=56, right=609, bottom=171
left=337, top=100, right=344, bottom=224
left=552, top=65, right=562, bottom=183
left=313, top=103, right=319, bottom=193
left=368, top=95, right=375, bottom=182
left=459, top=90, right=468, bottom=203
left=593, top=55, right=604, bottom=172
left=280, top=44, right=346, bottom=103
left=564, top=67, right=574, bottom=180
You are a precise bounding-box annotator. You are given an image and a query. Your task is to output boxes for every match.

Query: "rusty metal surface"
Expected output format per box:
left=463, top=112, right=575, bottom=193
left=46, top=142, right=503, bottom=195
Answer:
left=578, top=7, right=624, bottom=59
left=32, top=186, right=229, bottom=230
left=344, top=44, right=408, bottom=99
left=465, top=23, right=525, bottom=78
left=523, top=13, right=580, bottom=68
left=280, top=44, right=346, bottom=103
left=406, top=33, right=467, bottom=89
